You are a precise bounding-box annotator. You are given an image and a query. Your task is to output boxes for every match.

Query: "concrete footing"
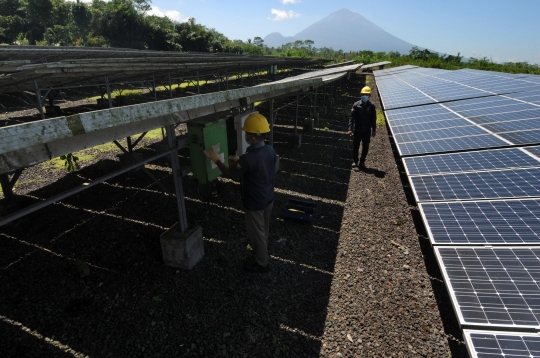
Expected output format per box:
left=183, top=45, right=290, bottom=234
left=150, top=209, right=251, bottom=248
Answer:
left=160, top=224, right=204, bottom=269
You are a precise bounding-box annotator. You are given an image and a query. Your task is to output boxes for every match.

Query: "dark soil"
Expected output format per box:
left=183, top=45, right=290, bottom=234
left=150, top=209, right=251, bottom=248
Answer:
left=0, top=73, right=468, bottom=357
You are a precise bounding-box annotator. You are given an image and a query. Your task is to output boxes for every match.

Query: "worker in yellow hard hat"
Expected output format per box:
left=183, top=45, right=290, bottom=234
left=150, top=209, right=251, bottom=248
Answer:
left=203, top=113, right=279, bottom=273
left=346, top=86, right=377, bottom=170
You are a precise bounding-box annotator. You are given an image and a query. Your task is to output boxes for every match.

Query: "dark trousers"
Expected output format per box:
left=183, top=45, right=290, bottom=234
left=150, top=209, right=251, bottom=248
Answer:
left=245, top=201, right=273, bottom=267
left=353, top=131, right=371, bottom=164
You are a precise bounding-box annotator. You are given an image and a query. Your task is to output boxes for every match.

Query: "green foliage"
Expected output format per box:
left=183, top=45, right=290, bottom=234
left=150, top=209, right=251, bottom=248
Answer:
left=60, top=153, right=79, bottom=172
left=0, top=0, right=538, bottom=77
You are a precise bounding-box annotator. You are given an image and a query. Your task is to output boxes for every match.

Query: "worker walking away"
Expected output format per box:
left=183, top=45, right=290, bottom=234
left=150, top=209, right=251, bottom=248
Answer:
left=203, top=113, right=279, bottom=273
left=347, top=86, right=377, bottom=170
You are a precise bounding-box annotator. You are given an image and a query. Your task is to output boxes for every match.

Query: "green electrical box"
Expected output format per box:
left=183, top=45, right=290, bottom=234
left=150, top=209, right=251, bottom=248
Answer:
left=187, top=118, right=228, bottom=184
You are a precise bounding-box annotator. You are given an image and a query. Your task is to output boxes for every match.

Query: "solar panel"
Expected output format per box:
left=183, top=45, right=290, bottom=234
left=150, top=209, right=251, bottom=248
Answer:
left=420, top=199, right=540, bottom=245
left=466, top=109, right=540, bottom=125
left=435, top=246, right=540, bottom=329
left=443, top=97, right=515, bottom=111
left=483, top=118, right=540, bottom=133
left=394, top=126, right=488, bottom=143
left=390, top=119, right=472, bottom=134
left=452, top=104, right=539, bottom=118
left=409, top=168, right=540, bottom=202
left=499, top=130, right=540, bottom=146
left=464, top=329, right=540, bottom=358
left=524, top=146, right=540, bottom=158
left=403, top=148, right=540, bottom=176
left=398, top=135, right=509, bottom=156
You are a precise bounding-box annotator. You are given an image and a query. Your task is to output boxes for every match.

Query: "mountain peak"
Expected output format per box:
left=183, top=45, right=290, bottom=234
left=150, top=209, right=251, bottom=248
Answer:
left=263, top=9, right=416, bottom=53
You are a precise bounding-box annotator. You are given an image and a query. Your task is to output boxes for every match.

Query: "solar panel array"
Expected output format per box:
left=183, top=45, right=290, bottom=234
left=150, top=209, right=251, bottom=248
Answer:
left=464, top=329, right=540, bottom=358
left=374, top=65, right=540, bottom=356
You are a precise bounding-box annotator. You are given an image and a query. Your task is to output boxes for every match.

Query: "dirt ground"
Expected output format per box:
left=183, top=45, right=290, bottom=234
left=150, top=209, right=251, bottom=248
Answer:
left=0, top=73, right=469, bottom=357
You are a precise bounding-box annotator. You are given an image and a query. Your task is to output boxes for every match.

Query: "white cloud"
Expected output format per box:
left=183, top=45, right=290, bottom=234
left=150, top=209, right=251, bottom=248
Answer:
left=147, top=6, right=189, bottom=22
left=281, top=0, right=302, bottom=4
left=270, top=9, right=300, bottom=21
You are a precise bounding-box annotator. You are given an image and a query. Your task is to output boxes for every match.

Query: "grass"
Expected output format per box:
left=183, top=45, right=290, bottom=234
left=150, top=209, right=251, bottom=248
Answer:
left=376, top=108, right=386, bottom=126
left=43, top=128, right=165, bottom=172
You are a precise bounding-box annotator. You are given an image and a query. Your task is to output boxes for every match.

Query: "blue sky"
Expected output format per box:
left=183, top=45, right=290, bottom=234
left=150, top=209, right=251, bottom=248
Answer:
left=146, top=0, right=540, bottom=64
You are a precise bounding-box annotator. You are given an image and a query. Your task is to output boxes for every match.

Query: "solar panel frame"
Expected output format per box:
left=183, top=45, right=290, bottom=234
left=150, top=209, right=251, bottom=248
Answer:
left=464, top=329, right=540, bottom=358
left=435, top=246, right=540, bottom=330
left=419, top=198, right=540, bottom=245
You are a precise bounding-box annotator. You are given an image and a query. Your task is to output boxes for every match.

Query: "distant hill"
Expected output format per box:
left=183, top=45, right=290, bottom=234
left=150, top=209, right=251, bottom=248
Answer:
left=264, top=8, right=417, bottom=54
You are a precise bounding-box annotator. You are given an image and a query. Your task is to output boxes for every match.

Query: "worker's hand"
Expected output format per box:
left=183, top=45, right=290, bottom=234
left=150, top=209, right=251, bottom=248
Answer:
left=203, top=145, right=220, bottom=163
left=372, top=130, right=377, bottom=138
left=347, top=130, right=353, bottom=137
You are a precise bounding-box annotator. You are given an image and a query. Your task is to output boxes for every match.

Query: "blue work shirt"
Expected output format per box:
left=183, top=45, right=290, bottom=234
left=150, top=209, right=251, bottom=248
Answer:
left=230, top=141, right=278, bottom=211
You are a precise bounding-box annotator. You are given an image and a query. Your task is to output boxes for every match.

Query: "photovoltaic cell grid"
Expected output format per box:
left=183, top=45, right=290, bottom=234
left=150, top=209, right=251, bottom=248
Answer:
left=409, top=168, right=540, bottom=202
left=398, top=135, right=509, bottom=157
left=435, top=247, right=540, bottom=329
left=403, top=148, right=540, bottom=176
left=525, top=146, right=540, bottom=158
left=383, top=94, right=540, bottom=155
left=464, top=329, right=540, bottom=358
left=419, top=199, right=540, bottom=245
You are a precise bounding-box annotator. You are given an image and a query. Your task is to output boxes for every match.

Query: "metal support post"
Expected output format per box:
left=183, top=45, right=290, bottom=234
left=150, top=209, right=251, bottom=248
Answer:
left=294, top=94, right=299, bottom=136
left=166, top=125, right=188, bottom=232
left=152, top=74, right=157, bottom=101
left=218, top=70, right=221, bottom=91
left=34, top=80, right=45, bottom=120
left=225, top=69, right=229, bottom=90
left=314, top=87, right=318, bottom=117
left=240, top=67, right=243, bottom=87
left=168, top=73, right=173, bottom=99
left=322, top=85, right=327, bottom=113
left=269, top=99, right=274, bottom=146
left=197, top=71, right=200, bottom=95
left=0, top=170, right=22, bottom=202
left=105, top=76, right=112, bottom=108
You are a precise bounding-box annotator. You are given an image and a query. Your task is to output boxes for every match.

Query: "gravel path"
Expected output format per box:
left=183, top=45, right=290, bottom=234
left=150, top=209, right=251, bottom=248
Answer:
left=0, top=74, right=469, bottom=357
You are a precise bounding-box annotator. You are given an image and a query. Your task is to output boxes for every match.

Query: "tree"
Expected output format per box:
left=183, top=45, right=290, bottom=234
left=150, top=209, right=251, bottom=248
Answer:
left=253, top=36, right=264, bottom=47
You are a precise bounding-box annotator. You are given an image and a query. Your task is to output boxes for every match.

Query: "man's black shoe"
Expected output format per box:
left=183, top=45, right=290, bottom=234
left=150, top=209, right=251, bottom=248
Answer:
left=243, top=261, right=270, bottom=273
left=359, top=162, right=366, bottom=170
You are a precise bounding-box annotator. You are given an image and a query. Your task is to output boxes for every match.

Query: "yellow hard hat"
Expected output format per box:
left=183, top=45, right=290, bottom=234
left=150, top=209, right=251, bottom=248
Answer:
left=242, top=113, right=270, bottom=134
left=360, top=86, right=371, bottom=95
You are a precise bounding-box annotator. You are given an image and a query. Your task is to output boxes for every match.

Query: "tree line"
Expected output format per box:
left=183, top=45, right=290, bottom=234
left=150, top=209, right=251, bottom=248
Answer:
left=1, top=0, right=538, bottom=75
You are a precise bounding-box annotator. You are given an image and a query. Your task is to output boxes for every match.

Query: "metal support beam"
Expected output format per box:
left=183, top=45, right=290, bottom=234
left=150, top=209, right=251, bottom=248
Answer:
left=143, top=168, right=171, bottom=195
left=295, top=94, right=299, bottom=136
left=105, top=76, right=112, bottom=108
left=197, top=71, right=200, bottom=95
left=34, top=80, right=45, bottom=120
left=225, top=68, right=228, bottom=90
left=152, top=74, right=157, bottom=101
left=0, top=150, right=172, bottom=227
left=0, top=169, right=22, bottom=202
left=113, top=140, right=129, bottom=154
left=168, top=73, right=173, bottom=99
left=167, top=125, right=188, bottom=232
left=314, top=87, right=318, bottom=125
left=269, top=99, right=274, bottom=146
